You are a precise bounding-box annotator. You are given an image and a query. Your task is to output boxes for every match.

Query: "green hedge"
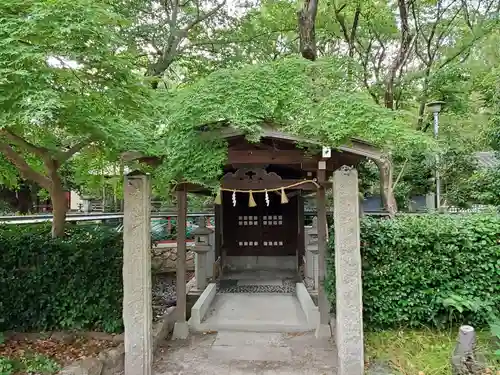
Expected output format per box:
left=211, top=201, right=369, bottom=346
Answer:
left=326, top=214, right=500, bottom=329
left=0, top=224, right=123, bottom=333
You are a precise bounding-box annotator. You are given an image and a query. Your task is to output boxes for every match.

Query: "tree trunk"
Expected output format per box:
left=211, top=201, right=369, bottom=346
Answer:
left=385, top=0, right=412, bottom=110
left=49, top=175, right=68, bottom=238
left=375, top=158, right=397, bottom=217
left=298, top=0, right=319, bottom=61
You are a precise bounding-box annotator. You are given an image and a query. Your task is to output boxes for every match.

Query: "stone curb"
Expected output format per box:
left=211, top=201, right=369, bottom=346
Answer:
left=58, top=307, right=177, bottom=375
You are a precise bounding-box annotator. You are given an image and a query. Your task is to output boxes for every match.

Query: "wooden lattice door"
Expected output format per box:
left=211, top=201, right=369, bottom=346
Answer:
left=223, top=191, right=298, bottom=257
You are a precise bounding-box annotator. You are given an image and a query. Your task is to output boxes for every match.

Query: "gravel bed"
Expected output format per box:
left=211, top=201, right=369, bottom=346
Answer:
left=152, top=272, right=194, bottom=321
left=217, top=282, right=296, bottom=294
left=299, top=264, right=315, bottom=290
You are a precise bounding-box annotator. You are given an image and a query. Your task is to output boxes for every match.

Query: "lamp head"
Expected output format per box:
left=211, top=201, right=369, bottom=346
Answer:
left=426, top=100, right=445, bottom=114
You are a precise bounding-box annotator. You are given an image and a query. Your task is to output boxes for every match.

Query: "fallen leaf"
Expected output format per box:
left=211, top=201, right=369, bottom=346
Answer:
left=0, top=334, right=118, bottom=367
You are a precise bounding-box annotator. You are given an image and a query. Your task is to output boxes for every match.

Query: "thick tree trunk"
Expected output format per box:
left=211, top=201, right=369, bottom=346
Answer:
left=375, top=158, right=397, bottom=217
left=298, top=0, right=319, bottom=61
left=385, top=0, right=412, bottom=110
left=49, top=174, right=68, bottom=238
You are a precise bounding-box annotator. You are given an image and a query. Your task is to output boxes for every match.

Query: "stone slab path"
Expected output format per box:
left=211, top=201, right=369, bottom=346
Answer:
left=153, top=331, right=337, bottom=375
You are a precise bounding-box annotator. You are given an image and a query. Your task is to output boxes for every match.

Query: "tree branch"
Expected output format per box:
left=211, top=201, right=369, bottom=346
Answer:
left=150, top=0, right=226, bottom=84
left=0, top=141, right=52, bottom=188
left=0, top=129, right=49, bottom=159
left=57, top=137, right=93, bottom=163
left=182, top=1, right=225, bottom=34
left=392, top=157, right=409, bottom=190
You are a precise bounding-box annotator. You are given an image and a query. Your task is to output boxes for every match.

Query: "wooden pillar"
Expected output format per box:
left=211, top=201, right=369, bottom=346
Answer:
left=172, top=185, right=188, bottom=339
left=123, top=173, right=152, bottom=375
left=334, top=166, right=363, bottom=375
left=315, top=167, right=331, bottom=338
left=297, top=193, right=305, bottom=273
left=214, top=204, right=222, bottom=264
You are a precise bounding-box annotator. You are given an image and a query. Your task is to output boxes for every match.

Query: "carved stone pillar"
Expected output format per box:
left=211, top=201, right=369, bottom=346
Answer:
left=123, top=173, right=152, bottom=375
left=172, top=187, right=189, bottom=340
left=333, top=166, right=363, bottom=375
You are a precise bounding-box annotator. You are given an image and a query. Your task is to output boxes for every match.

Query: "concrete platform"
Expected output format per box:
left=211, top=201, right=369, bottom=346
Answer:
left=198, top=293, right=311, bottom=332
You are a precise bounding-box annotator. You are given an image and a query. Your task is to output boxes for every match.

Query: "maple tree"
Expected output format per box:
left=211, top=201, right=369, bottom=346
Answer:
left=0, top=0, right=153, bottom=236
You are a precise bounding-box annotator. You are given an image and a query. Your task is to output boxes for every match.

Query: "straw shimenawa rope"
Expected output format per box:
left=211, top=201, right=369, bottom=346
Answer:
left=214, top=179, right=320, bottom=205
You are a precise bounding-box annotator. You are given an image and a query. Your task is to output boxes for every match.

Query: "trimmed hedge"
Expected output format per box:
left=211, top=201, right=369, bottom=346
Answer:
left=1, top=215, right=498, bottom=333
left=0, top=224, right=123, bottom=333
left=326, top=214, right=500, bottom=329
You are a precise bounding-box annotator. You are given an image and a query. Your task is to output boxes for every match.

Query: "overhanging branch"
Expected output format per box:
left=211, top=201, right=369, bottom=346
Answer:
left=0, top=129, right=49, bottom=159
left=0, top=141, right=52, bottom=188
left=58, top=137, right=93, bottom=163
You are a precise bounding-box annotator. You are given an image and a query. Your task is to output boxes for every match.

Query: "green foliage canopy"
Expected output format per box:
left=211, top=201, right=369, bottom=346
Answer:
left=0, top=0, right=153, bottom=153
left=155, top=57, right=434, bottom=187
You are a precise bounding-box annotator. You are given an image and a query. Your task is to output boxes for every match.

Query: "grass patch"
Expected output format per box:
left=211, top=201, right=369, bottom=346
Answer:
left=365, top=329, right=500, bottom=375
left=0, top=354, right=60, bottom=375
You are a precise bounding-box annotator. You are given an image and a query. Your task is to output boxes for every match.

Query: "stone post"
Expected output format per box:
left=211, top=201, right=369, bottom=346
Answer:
left=193, top=216, right=214, bottom=290
left=426, top=193, right=436, bottom=211
left=305, top=217, right=319, bottom=290
left=333, top=166, right=363, bottom=375
left=172, top=186, right=189, bottom=339
left=122, top=173, right=152, bottom=375
left=206, top=230, right=215, bottom=280
left=451, top=325, right=486, bottom=375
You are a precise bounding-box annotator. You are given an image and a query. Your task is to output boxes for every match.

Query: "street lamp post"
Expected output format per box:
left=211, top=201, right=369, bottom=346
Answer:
left=426, top=100, right=445, bottom=211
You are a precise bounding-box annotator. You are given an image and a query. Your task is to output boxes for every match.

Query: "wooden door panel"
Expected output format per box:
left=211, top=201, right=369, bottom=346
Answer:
left=222, top=191, right=298, bottom=256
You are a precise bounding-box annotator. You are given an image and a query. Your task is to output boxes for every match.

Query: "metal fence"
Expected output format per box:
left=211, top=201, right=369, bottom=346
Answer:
left=1, top=206, right=496, bottom=225
left=0, top=212, right=211, bottom=225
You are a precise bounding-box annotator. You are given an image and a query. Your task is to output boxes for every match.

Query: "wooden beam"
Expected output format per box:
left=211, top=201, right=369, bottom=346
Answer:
left=228, top=149, right=312, bottom=165
left=176, top=182, right=206, bottom=192
left=221, top=179, right=318, bottom=191
left=301, top=155, right=362, bottom=171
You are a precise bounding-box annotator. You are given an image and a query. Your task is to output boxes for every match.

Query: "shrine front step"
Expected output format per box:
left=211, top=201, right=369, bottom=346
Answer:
left=192, top=293, right=313, bottom=333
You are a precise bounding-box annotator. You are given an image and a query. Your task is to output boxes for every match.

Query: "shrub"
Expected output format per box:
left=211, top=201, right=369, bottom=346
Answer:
left=326, top=214, right=500, bottom=329
left=0, top=224, right=123, bottom=333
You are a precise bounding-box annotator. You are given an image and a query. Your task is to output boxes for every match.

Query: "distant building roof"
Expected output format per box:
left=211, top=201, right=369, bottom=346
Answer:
left=475, top=151, right=499, bottom=169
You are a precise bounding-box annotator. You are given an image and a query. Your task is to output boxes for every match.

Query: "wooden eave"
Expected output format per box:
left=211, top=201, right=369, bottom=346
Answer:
left=211, top=125, right=384, bottom=162
left=121, top=125, right=384, bottom=194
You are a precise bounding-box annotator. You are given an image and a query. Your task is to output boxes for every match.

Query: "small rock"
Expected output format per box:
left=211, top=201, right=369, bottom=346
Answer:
left=83, top=331, right=114, bottom=341
left=51, top=331, right=75, bottom=344
left=59, top=357, right=103, bottom=375
left=100, top=344, right=124, bottom=369
left=366, top=360, right=396, bottom=375
left=112, top=333, right=124, bottom=345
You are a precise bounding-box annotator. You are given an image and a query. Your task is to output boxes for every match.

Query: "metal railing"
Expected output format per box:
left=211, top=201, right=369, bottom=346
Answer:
left=0, top=210, right=399, bottom=225
left=0, top=212, right=213, bottom=225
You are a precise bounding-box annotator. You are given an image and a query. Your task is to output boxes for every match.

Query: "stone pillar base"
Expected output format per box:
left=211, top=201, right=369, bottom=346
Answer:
left=172, top=321, right=189, bottom=340
left=315, top=323, right=331, bottom=339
